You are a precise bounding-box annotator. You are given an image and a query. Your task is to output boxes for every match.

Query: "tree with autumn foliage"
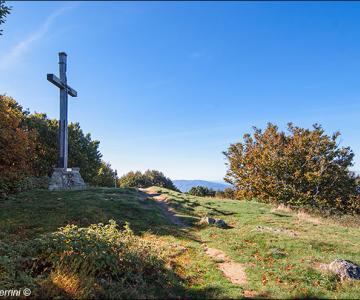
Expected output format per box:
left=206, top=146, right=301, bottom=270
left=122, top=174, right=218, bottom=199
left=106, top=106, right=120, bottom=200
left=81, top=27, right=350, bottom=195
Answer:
left=0, top=95, right=114, bottom=196
left=224, top=123, right=360, bottom=213
left=0, top=96, right=36, bottom=195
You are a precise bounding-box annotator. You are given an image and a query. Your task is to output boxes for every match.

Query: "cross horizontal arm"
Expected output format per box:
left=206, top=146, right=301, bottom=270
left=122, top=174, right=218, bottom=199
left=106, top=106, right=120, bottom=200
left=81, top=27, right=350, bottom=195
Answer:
left=47, top=74, right=77, bottom=97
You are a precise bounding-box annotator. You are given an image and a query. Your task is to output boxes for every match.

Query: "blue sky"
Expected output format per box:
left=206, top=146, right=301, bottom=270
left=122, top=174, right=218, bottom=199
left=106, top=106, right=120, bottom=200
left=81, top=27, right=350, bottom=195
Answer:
left=1, top=1, right=360, bottom=180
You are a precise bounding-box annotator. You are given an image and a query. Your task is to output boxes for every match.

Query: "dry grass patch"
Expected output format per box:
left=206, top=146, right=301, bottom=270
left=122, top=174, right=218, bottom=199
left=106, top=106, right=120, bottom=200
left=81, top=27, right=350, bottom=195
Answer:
left=271, top=204, right=293, bottom=214
left=296, top=209, right=323, bottom=225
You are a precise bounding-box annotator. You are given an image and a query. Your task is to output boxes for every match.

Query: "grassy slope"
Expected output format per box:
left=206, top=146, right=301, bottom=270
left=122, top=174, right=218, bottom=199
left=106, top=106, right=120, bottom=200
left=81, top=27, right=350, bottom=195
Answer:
left=1, top=187, right=360, bottom=299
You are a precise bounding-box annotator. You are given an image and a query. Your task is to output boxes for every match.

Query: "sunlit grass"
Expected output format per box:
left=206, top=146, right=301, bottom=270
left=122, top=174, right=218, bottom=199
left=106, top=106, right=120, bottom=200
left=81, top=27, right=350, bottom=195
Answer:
left=0, top=187, right=359, bottom=298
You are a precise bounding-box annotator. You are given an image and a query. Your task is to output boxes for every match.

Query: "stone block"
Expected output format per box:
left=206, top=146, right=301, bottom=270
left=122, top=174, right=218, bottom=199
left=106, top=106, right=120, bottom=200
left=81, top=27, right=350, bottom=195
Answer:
left=49, top=167, right=87, bottom=191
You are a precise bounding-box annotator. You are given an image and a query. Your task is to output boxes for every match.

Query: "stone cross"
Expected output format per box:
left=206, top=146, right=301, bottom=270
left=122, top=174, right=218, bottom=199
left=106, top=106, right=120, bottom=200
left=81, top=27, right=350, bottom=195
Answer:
left=47, top=52, right=77, bottom=169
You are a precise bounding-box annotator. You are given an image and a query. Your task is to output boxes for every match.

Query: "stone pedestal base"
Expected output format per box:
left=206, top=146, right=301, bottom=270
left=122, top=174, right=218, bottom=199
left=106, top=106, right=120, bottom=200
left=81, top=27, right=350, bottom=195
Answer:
left=49, top=167, right=87, bottom=191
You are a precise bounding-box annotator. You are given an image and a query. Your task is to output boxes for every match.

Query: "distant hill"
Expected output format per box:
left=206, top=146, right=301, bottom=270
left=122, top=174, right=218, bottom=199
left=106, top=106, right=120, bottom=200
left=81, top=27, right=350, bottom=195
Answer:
left=172, top=180, right=230, bottom=193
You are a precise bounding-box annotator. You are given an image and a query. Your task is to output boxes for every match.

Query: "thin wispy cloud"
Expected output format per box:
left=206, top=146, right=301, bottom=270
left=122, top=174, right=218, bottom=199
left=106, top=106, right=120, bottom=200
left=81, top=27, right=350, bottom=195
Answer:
left=0, top=4, right=78, bottom=70
left=189, top=51, right=213, bottom=60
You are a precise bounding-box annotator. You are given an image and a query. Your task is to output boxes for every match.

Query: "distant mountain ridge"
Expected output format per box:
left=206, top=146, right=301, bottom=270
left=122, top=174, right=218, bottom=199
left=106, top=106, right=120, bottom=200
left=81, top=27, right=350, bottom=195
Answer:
left=172, top=180, right=230, bottom=193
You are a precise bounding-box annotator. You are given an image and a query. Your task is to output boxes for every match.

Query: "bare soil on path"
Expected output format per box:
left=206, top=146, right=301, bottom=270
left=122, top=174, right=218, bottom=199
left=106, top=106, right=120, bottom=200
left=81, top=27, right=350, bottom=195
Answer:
left=205, top=247, right=248, bottom=285
left=139, top=187, right=187, bottom=227
left=139, top=188, right=248, bottom=286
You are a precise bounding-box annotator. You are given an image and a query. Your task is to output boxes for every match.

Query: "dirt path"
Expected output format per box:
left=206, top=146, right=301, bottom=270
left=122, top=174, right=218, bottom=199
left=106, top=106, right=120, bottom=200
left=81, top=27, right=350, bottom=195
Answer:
left=139, top=188, right=247, bottom=286
left=205, top=247, right=248, bottom=285
left=139, top=187, right=187, bottom=227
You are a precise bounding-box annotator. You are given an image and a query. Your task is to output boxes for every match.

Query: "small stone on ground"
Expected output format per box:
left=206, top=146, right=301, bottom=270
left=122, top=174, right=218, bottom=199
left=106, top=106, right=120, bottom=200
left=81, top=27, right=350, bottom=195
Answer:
left=328, top=259, right=360, bottom=281
left=200, top=217, right=228, bottom=228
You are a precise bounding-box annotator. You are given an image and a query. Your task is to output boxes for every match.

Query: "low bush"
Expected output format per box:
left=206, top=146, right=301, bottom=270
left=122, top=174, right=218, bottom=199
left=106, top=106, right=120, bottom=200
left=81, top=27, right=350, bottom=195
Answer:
left=188, top=186, right=215, bottom=197
left=0, top=220, right=179, bottom=299
left=215, top=187, right=236, bottom=199
left=18, top=176, right=50, bottom=192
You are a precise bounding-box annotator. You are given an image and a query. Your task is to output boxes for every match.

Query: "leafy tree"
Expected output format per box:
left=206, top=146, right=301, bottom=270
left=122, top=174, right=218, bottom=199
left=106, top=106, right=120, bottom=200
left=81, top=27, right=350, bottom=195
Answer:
left=224, top=123, right=360, bottom=213
left=118, top=170, right=179, bottom=191
left=68, top=122, right=102, bottom=185
left=0, top=1, right=11, bottom=36
left=118, top=171, right=150, bottom=188
left=188, top=186, right=215, bottom=197
left=93, top=161, right=116, bottom=187
left=24, top=114, right=103, bottom=185
left=0, top=95, right=36, bottom=195
left=1, top=95, right=115, bottom=194
left=143, top=170, right=179, bottom=191
left=23, top=113, right=58, bottom=176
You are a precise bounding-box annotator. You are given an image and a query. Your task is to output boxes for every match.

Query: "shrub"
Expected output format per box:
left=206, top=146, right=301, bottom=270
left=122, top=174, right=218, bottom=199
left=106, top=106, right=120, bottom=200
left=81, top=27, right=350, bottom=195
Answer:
left=119, top=170, right=179, bottom=191
left=0, top=220, right=178, bottom=298
left=224, top=123, right=360, bottom=213
left=18, top=176, right=50, bottom=192
left=215, top=187, right=236, bottom=199
left=188, top=186, right=215, bottom=197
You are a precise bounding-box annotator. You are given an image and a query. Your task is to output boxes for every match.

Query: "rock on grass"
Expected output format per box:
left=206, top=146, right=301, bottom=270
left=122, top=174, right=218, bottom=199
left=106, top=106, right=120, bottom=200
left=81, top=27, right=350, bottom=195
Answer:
left=328, top=259, right=360, bottom=281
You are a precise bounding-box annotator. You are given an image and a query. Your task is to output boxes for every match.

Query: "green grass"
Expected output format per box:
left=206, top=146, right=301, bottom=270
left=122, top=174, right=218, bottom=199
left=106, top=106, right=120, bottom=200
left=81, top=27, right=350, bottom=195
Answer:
left=1, top=187, right=360, bottom=298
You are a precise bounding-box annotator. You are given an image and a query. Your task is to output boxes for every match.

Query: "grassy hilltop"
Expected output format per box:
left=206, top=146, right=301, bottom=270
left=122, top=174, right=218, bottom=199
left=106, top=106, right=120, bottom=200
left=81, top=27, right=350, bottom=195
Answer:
left=0, top=187, right=359, bottom=298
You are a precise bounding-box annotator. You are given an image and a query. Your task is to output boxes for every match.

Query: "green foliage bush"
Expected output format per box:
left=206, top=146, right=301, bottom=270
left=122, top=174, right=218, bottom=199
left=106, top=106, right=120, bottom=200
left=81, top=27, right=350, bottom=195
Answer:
left=92, top=161, right=116, bottom=187
left=17, top=176, right=50, bottom=192
left=0, top=220, right=176, bottom=298
left=224, top=123, right=360, bottom=213
left=215, top=187, right=236, bottom=199
left=119, top=170, right=179, bottom=191
left=188, top=186, right=215, bottom=197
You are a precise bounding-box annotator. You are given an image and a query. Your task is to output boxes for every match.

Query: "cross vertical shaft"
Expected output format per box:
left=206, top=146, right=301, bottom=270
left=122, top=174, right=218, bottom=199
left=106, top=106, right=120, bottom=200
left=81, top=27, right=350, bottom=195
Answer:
left=47, top=52, right=77, bottom=170
left=59, top=52, right=68, bottom=169
left=47, top=52, right=85, bottom=191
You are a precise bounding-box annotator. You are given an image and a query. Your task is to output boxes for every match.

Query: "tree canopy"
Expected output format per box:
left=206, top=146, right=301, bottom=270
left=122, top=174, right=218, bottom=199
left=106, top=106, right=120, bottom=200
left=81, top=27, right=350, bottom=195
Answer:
left=118, top=170, right=179, bottom=192
left=188, top=186, right=215, bottom=197
left=224, top=123, right=360, bottom=213
left=0, top=96, right=36, bottom=195
left=0, top=95, right=115, bottom=196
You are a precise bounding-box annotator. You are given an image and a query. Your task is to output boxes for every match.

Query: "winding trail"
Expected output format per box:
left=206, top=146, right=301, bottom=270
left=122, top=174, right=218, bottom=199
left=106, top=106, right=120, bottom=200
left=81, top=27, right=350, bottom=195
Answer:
left=138, top=187, right=187, bottom=227
left=139, top=188, right=248, bottom=286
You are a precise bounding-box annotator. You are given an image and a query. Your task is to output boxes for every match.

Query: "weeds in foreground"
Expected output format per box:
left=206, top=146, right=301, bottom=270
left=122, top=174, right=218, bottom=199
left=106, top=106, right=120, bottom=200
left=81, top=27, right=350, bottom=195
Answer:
left=0, top=220, right=182, bottom=299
